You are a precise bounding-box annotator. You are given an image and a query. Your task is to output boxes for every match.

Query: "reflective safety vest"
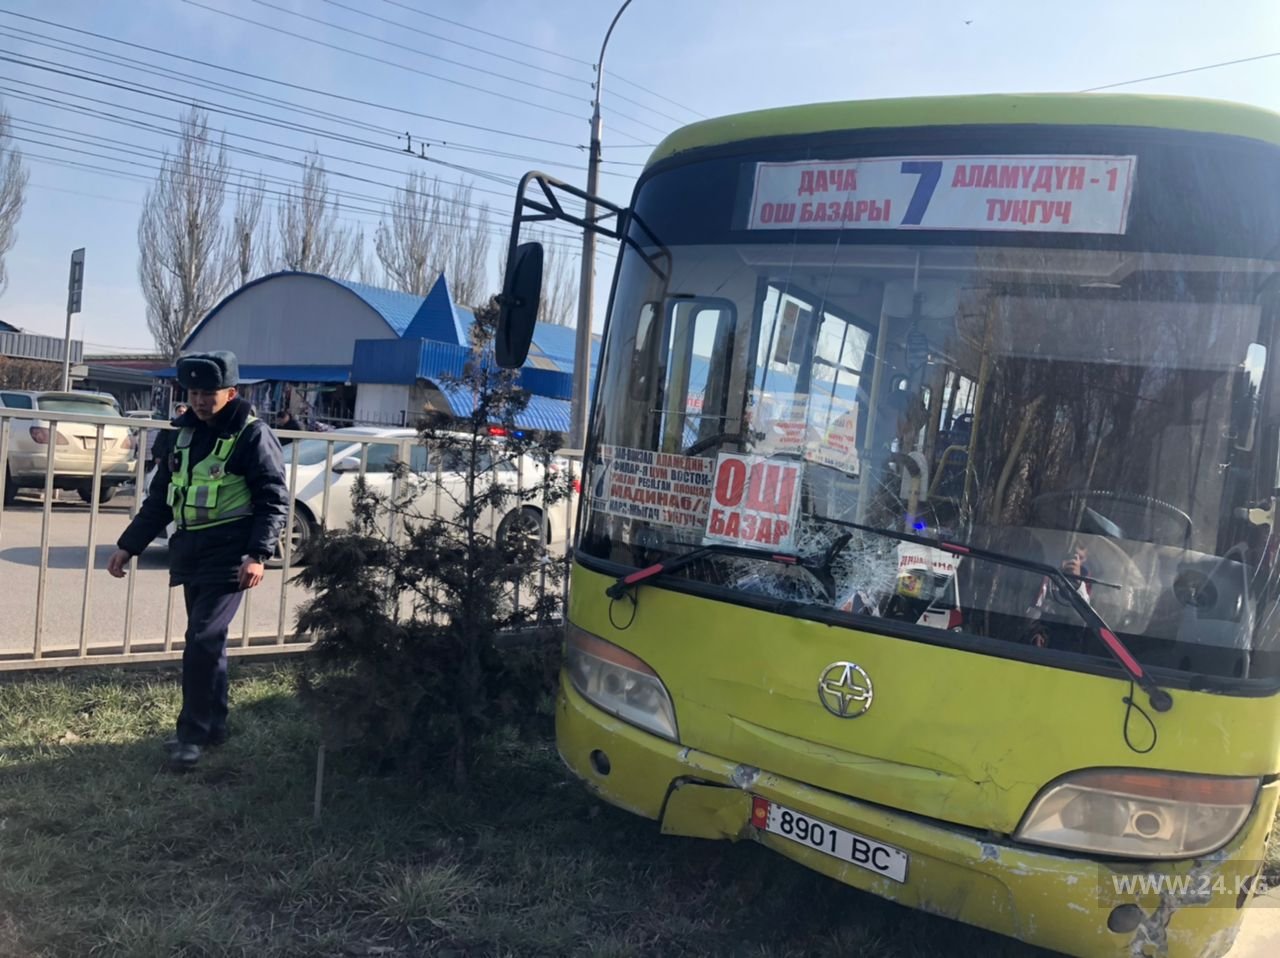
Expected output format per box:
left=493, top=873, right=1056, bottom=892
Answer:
left=166, top=417, right=257, bottom=531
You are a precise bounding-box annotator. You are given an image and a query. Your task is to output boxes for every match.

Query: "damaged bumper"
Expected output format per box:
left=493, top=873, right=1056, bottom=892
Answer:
left=557, top=674, right=1277, bottom=958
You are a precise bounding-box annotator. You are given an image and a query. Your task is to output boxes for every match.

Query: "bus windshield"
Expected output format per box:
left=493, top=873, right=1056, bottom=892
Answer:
left=580, top=131, right=1280, bottom=684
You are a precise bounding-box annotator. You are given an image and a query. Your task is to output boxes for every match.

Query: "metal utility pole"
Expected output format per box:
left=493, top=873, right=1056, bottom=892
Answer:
left=62, top=248, right=85, bottom=392
left=571, top=0, right=634, bottom=450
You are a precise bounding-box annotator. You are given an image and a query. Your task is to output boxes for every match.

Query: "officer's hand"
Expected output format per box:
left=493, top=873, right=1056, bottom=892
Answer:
left=107, top=549, right=131, bottom=578
left=239, top=558, right=265, bottom=591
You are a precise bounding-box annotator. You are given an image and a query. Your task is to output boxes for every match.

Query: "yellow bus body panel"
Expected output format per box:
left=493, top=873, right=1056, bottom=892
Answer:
left=646, top=93, right=1280, bottom=168
left=561, top=565, right=1280, bottom=956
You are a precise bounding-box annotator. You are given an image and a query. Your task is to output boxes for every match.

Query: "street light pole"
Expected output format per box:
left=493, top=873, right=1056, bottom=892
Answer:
left=571, top=0, right=633, bottom=450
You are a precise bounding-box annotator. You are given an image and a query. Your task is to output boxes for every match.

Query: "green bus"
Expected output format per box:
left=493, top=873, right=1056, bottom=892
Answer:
left=498, top=94, right=1280, bottom=957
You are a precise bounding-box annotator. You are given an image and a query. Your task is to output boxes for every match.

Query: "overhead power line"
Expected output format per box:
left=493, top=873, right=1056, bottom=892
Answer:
left=0, top=28, right=400, bottom=141
left=0, top=29, right=613, bottom=172
left=4, top=94, right=597, bottom=235
left=27, top=180, right=138, bottom=205
left=243, top=0, right=671, bottom=137
left=21, top=144, right=599, bottom=258
left=0, top=39, right=642, bottom=188
left=319, top=0, right=586, bottom=85
left=0, top=9, right=591, bottom=151
left=603, top=73, right=708, bottom=122
left=1081, top=51, right=1280, bottom=92
left=0, top=53, right=579, bottom=198
left=381, top=0, right=591, bottom=66
left=250, top=0, right=585, bottom=107
left=319, top=0, right=687, bottom=126
left=180, top=0, right=612, bottom=131
left=379, top=0, right=707, bottom=119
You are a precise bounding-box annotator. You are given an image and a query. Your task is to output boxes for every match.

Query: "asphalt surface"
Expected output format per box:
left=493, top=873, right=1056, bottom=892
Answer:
left=0, top=486, right=571, bottom=659
left=0, top=488, right=306, bottom=657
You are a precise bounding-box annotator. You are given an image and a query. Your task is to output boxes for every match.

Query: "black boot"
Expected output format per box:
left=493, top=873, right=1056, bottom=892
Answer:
left=168, top=742, right=202, bottom=771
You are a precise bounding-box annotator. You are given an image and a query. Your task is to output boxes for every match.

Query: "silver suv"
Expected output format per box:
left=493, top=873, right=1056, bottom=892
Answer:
left=1, top=390, right=136, bottom=506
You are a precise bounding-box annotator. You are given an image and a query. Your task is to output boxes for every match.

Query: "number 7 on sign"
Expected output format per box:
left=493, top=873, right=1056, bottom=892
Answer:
left=900, top=161, right=942, bottom=225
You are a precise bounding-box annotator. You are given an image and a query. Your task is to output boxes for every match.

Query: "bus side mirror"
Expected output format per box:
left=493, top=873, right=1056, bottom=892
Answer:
left=496, top=242, right=544, bottom=369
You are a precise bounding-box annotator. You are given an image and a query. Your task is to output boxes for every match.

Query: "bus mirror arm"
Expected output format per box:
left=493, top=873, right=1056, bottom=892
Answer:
left=497, top=170, right=672, bottom=370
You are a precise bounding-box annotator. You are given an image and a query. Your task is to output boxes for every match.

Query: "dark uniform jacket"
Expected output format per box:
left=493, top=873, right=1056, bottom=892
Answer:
left=117, top=398, right=290, bottom=586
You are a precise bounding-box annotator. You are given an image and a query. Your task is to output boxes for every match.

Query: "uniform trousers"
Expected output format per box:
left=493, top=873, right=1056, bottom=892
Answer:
left=176, top=581, right=244, bottom=745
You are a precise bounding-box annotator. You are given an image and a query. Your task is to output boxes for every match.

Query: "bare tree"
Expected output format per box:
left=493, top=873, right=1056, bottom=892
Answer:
left=274, top=151, right=361, bottom=276
left=357, top=243, right=383, bottom=286
left=0, top=105, right=29, bottom=298
left=536, top=233, right=577, bottom=327
left=375, top=170, right=439, bottom=296
left=228, top=174, right=268, bottom=287
left=375, top=173, right=489, bottom=302
left=0, top=356, right=59, bottom=390
left=446, top=190, right=490, bottom=307
left=137, top=107, right=235, bottom=360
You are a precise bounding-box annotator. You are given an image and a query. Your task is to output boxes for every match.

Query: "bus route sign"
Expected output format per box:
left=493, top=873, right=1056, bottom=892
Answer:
left=747, top=154, right=1136, bottom=234
left=704, top=453, right=803, bottom=551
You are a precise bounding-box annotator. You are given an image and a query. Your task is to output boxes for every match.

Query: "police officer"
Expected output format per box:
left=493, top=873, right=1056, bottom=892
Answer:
left=108, top=351, right=289, bottom=770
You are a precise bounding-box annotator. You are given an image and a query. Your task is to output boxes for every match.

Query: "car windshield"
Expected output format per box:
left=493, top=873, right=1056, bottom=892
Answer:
left=293, top=438, right=359, bottom=466
left=580, top=131, right=1280, bottom=683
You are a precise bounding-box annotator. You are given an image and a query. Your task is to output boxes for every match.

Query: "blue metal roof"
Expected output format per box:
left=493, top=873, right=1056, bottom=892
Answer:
left=436, top=383, right=571, bottom=434
left=330, top=277, right=444, bottom=338
left=179, top=271, right=595, bottom=394
left=152, top=364, right=350, bottom=383
left=181, top=271, right=435, bottom=346
left=352, top=339, right=578, bottom=401
left=400, top=274, right=467, bottom=344
left=185, top=272, right=477, bottom=349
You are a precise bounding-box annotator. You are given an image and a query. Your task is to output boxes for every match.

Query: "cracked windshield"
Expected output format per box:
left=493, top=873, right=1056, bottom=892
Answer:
left=583, top=148, right=1280, bottom=682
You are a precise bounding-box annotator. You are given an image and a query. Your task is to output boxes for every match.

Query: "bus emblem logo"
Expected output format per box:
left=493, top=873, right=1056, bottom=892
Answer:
left=818, top=662, right=874, bottom=718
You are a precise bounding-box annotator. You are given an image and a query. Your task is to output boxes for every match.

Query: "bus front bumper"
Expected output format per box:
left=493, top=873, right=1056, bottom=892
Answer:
left=557, top=676, right=1275, bottom=958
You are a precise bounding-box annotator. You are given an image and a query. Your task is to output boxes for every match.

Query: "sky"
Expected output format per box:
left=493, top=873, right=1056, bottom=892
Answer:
left=0, top=0, right=1278, bottom=355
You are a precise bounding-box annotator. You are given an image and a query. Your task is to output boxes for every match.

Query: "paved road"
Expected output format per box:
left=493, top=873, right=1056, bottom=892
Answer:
left=0, top=490, right=307, bottom=656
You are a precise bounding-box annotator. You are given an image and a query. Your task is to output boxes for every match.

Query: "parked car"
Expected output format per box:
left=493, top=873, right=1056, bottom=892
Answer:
left=122, top=409, right=169, bottom=463
left=0, top=390, right=136, bottom=506
left=146, top=427, right=579, bottom=566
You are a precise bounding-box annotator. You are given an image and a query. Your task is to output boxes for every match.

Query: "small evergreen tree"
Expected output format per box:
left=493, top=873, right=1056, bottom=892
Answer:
left=296, top=298, right=572, bottom=787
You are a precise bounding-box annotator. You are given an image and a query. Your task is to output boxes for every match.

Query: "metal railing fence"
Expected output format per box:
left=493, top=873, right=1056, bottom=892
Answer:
left=0, top=408, right=578, bottom=671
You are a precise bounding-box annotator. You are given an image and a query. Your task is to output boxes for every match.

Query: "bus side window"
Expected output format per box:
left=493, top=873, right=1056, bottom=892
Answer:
left=659, top=299, right=737, bottom=454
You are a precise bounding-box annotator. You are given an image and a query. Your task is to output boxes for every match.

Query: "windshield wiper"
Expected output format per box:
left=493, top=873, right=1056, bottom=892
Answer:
left=822, top=519, right=1173, bottom=714
left=605, top=535, right=851, bottom=603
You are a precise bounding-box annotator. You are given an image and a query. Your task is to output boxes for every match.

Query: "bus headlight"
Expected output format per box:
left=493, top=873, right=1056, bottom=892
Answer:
left=565, top=626, right=678, bottom=742
left=1015, top=770, right=1260, bottom=859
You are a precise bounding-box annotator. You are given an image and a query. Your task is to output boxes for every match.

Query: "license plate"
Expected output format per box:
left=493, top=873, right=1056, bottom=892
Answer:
left=751, top=797, right=909, bottom=883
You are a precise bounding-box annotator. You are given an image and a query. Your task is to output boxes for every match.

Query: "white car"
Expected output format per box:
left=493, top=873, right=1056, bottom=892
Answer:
left=147, top=427, right=578, bottom=566
left=1, top=390, right=136, bottom=506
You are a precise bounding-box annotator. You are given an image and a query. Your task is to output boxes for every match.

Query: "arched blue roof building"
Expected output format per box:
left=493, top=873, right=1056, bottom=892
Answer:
left=162, top=271, right=599, bottom=434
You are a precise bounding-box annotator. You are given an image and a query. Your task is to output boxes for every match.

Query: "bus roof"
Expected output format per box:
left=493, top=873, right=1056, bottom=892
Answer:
left=645, top=93, right=1280, bottom=169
